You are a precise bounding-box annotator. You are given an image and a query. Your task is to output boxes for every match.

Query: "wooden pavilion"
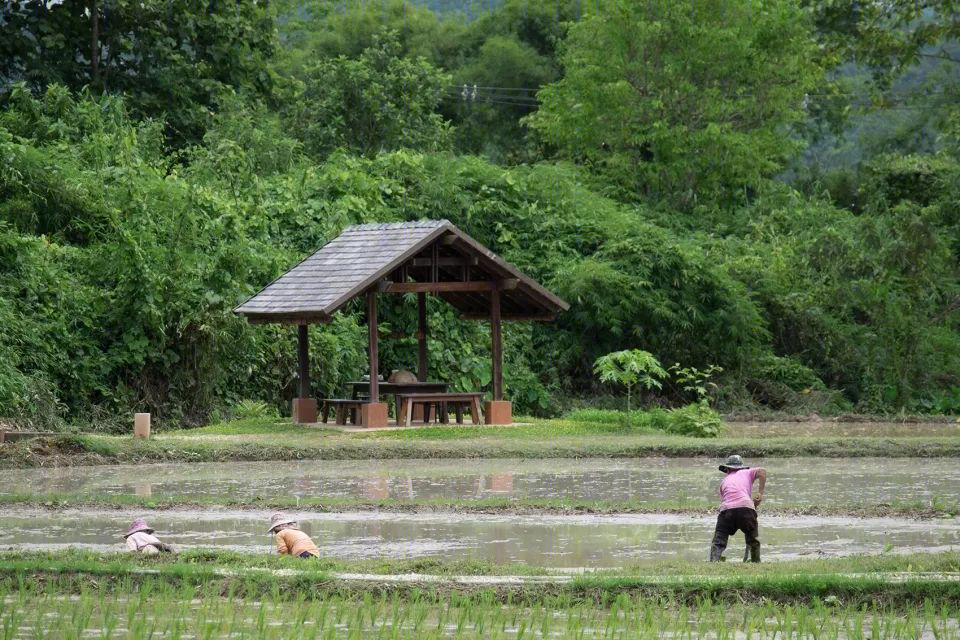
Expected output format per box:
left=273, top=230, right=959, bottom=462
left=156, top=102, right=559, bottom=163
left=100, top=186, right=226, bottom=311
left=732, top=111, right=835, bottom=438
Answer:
left=234, top=220, right=568, bottom=427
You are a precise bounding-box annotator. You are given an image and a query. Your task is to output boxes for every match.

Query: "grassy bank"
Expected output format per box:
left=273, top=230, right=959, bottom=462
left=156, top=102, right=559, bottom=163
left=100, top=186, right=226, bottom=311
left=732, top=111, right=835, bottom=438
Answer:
left=4, top=549, right=957, bottom=577
left=2, top=492, right=956, bottom=519
left=3, top=552, right=957, bottom=640
left=0, top=550, right=958, bottom=607
left=1, top=419, right=958, bottom=468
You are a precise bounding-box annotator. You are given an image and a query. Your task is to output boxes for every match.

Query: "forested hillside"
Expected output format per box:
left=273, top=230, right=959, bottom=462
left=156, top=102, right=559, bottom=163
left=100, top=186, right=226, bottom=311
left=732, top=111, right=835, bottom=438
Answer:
left=1, top=0, right=957, bottom=429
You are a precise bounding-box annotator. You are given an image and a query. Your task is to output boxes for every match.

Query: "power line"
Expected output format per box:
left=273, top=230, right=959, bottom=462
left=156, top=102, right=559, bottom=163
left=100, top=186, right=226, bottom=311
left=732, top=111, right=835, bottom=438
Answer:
left=445, top=83, right=960, bottom=102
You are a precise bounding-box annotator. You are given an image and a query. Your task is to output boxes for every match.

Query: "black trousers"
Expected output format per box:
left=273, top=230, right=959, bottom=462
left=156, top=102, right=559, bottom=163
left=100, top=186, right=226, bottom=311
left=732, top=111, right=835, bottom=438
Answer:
left=710, top=507, right=760, bottom=562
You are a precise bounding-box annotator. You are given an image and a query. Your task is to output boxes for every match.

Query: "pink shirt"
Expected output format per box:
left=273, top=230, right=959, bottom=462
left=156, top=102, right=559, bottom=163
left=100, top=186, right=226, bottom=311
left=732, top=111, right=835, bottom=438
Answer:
left=126, top=531, right=162, bottom=553
left=718, top=468, right=759, bottom=512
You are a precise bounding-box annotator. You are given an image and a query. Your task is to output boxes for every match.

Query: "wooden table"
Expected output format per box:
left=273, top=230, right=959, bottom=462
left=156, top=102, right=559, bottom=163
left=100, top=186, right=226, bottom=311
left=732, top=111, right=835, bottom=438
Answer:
left=347, top=381, right=449, bottom=422
left=396, top=392, right=484, bottom=427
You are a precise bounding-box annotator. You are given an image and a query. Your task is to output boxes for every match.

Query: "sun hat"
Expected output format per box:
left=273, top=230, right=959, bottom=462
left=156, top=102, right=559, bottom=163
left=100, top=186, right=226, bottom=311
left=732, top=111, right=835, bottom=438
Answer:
left=125, top=517, right=154, bottom=538
left=719, top=454, right=750, bottom=472
left=268, top=513, right=297, bottom=533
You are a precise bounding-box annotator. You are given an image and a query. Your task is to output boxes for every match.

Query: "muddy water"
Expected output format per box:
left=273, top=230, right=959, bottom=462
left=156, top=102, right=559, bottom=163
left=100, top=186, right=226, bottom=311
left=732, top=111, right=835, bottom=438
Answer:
left=2, top=457, right=957, bottom=507
left=1, top=508, right=957, bottom=566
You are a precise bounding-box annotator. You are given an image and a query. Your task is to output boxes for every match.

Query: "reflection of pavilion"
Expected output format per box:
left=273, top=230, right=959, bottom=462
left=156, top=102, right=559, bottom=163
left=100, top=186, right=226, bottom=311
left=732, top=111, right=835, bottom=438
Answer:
left=360, top=477, right=390, bottom=500
left=476, top=473, right=514, bottom=496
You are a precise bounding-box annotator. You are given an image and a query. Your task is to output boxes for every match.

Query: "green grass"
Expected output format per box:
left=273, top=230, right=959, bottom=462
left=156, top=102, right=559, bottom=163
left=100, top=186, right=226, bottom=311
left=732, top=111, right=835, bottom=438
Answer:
left=1, top=548, right=957, bottom=580
left=0, top=550, right=958, bottom=609
left=164, top=417, right=337, bottom=437
left=1, top=415, right=957, bottom=468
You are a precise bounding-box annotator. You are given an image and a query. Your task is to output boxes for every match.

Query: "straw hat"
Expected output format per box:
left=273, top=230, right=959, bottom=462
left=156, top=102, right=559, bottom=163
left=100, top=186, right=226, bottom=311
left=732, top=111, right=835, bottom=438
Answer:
left=268, top=513, right=297, bottom=533
left=125, top=517, right=154, bottom=538
left=719, top=454, right=750, bottom=473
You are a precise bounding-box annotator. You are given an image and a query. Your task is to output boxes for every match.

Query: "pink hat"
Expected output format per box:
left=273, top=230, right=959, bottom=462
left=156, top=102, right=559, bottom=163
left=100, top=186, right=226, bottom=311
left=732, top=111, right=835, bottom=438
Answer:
left=125, top=518, right=153, bottom=538
left=268, top=513, right=297, bottom=533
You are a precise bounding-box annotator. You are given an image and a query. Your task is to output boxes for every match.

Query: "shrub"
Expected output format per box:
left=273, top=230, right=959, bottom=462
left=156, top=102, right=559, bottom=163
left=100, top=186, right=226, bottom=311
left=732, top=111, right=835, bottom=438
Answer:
left=233, top=400, right=279, bottom=420
left=664, top=402, right=724, bottom=438
left=565, top=404, right=720, bottom=437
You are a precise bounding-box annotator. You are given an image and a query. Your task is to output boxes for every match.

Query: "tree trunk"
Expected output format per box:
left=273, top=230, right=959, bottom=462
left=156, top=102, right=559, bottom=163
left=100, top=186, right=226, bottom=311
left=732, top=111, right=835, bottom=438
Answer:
left=90, top=0, right=100, bottom=87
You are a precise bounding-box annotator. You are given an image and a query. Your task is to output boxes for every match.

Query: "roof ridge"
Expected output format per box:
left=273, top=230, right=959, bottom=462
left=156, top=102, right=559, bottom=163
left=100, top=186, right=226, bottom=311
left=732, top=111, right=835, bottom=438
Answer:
left=345, top=219, right=451, bottom=231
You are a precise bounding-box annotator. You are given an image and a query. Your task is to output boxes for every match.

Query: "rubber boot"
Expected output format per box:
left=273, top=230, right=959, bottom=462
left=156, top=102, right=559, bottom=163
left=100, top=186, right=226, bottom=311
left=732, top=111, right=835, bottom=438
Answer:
left=709, top=532, right=728, bottom=562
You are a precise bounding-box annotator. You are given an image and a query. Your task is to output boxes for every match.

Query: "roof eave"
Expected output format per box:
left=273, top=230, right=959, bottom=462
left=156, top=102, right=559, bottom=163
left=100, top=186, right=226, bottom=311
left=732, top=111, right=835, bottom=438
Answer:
left=235, top=311, right=332, bottom=325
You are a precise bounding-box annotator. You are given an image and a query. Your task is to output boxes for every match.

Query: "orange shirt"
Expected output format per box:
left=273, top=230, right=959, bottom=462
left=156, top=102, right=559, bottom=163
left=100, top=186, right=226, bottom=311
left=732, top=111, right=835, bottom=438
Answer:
left=274, top=528, right=320, bottom=557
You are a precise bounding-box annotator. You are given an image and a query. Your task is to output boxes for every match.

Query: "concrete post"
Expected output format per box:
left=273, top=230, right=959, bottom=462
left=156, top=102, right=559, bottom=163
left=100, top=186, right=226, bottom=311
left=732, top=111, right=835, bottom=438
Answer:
left=134, top=413, right=151, bottom=439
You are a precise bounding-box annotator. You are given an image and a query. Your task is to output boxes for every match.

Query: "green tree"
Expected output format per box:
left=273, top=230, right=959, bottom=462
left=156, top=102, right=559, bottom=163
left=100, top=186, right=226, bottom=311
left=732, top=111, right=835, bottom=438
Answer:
left=1, top=0, right=276, bottom=146
left=527, top=0, right=822, bottom=205
left=593, top=349, right=666, bottom=413
left=286, top=32, right=451, bottom=159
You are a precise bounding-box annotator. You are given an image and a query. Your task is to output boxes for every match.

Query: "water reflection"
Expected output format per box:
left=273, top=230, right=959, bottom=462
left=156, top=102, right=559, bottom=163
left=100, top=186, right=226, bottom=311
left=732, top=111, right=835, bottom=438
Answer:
left=2, top=458, right=957, bottom=508
left=0, top=509, right=956, bottom=567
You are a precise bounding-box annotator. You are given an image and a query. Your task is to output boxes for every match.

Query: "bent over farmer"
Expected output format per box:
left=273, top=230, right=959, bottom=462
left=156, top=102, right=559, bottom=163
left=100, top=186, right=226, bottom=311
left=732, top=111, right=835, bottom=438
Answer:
left=124, top=518, right=174, bottom=554
left=268, top=513, right=320, bottom=558
left=709, top=455, right=766, bottom=563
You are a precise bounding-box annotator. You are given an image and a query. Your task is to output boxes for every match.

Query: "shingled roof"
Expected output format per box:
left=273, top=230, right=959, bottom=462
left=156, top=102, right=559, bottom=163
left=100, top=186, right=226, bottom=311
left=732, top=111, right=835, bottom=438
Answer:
left=234, top=219, right=568, bottom=323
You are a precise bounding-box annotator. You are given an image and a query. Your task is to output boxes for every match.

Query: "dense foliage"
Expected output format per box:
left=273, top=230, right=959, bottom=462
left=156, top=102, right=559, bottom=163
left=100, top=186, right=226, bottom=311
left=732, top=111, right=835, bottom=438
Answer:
left=527, top=0, right=821, bottom=205
left=0, top=0, right=957, bottom=428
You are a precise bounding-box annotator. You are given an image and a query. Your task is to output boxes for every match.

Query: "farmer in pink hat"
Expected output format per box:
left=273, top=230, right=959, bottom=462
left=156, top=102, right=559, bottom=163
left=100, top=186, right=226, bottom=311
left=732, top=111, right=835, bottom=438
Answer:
left=268, top=513, right=320, bottom=558
left=124, top=518, right=174, bottom=554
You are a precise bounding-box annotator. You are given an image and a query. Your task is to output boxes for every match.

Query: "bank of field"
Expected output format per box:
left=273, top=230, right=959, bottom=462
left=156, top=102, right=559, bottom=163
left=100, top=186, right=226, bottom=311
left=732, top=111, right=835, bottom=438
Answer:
left=1, top=416, right=958, bottom=468
left=0, top=552, right=958, bottom=639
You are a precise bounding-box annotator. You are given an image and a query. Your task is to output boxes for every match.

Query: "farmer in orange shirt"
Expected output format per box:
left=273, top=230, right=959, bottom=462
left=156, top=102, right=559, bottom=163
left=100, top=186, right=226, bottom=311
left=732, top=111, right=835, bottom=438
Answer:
left=268, top=513, right=320, bottom=558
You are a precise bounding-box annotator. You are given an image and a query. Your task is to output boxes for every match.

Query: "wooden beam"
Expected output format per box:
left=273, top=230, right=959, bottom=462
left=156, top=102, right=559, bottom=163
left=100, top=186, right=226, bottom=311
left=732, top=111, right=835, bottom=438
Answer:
left=417, top=292, right=428, bottom=382
left=297, top=324, right=309, bottom=399
left=381, top=280, right=518, bottom=294
left=491, top=289, right=503, bottom=401
left=242, top=313, right=331, bottom=325
left=460, top=313, right=556, bottom=322
left=367, top=290, right=379, bottom=401
left=410, top=256, right=479, bottom=267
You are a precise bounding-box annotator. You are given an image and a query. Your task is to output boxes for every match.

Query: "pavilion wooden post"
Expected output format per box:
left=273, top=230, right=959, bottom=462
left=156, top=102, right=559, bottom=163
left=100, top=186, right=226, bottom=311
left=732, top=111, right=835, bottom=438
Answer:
left=417, top=292, right=428, bottom=382
left=292, top=323, right=317, bottom=423
left=362, top=289, right=388, bottom=427
left=491, top=289, right=503, bottom=400
left=485, top=287, right=512, bottom=424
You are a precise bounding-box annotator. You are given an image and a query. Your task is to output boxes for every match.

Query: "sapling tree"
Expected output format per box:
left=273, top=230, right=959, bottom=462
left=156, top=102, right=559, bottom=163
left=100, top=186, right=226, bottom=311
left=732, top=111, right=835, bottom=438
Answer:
left=593, top=349, right=667, bottom=414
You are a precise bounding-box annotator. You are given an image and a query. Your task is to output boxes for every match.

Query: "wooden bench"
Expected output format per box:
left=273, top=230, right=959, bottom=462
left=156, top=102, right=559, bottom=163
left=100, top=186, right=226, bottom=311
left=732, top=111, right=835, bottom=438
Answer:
left=320, top=399, right=364, bottom=425
left=396, top=392, right=484, bottom=427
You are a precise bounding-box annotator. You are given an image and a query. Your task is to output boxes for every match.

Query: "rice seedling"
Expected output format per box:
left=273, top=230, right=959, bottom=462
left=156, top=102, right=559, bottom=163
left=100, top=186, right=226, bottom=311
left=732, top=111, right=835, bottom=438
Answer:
left=0, top=578, right=956, bottom=639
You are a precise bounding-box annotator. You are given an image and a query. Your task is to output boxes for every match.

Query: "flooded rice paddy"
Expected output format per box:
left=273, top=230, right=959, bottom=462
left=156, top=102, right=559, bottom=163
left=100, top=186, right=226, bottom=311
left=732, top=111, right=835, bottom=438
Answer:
left=1, top=508, right=958, bottom=565
left=1, top=456, right=958, bottom=566
left=2, top=457, right=958, bottom=507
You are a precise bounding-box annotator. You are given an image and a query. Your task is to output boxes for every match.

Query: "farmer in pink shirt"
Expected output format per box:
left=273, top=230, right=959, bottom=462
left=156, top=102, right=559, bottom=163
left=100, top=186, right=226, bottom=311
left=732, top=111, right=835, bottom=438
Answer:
left=709, top=455, right=766, bottom=562
left=124, top=518, right=174, bottom=554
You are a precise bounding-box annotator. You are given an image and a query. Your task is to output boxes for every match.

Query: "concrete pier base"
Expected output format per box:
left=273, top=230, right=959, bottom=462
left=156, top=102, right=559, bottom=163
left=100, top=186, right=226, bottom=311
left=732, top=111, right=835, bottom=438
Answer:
left=362, top=402, right=389, bottom=428
left=291, top=398, right=317, bottom=424
left=484, top=401, right=512, bottom=425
